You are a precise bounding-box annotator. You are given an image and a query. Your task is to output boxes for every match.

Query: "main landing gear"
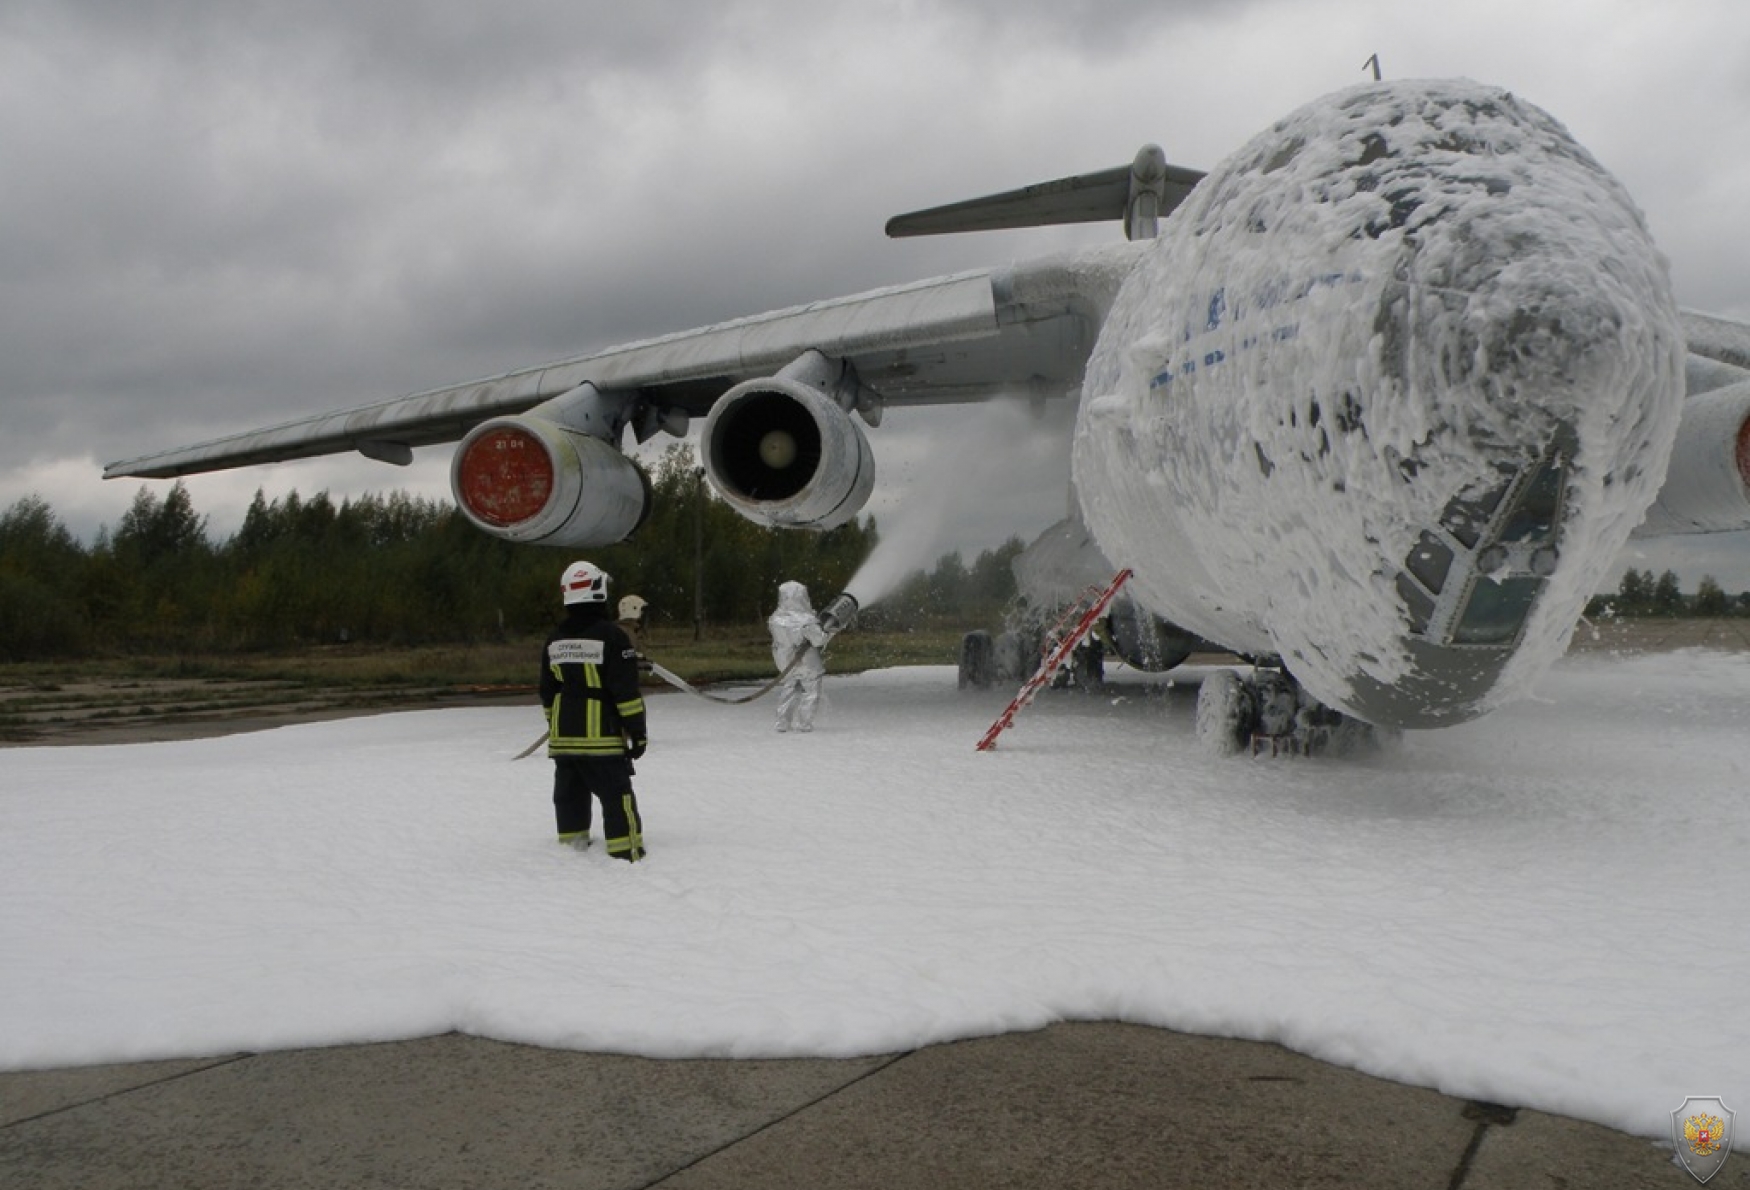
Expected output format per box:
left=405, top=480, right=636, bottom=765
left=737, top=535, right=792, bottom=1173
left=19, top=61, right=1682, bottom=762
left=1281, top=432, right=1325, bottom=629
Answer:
left=1194, top=667, right=1389, bottom=758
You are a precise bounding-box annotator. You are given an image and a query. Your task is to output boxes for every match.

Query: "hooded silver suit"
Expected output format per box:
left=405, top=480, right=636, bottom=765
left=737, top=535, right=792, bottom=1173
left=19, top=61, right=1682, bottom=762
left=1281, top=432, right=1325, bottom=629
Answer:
left=768, top=580, right=828, bottom=731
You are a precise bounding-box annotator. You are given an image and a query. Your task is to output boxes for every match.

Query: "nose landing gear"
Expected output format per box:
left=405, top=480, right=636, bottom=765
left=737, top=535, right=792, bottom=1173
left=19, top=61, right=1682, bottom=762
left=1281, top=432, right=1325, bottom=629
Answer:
left=1194, top=667, right=1388, bottom=758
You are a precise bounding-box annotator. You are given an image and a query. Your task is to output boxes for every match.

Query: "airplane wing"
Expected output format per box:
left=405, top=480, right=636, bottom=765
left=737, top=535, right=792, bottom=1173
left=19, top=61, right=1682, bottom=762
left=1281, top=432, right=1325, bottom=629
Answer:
left=1680, top=308, right=1750, bottom=372
left=103, top=249, right=1133, bottom=481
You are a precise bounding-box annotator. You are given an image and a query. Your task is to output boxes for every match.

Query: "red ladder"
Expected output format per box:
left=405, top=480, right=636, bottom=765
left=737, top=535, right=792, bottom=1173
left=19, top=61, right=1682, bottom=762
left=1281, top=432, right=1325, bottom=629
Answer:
left=976, top=568, right=1133, bottom=752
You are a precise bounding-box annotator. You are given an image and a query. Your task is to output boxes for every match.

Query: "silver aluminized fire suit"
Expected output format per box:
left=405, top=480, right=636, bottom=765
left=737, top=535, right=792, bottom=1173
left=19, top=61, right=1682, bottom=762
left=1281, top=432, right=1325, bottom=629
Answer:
left=768, top=580, right=829, bottom=732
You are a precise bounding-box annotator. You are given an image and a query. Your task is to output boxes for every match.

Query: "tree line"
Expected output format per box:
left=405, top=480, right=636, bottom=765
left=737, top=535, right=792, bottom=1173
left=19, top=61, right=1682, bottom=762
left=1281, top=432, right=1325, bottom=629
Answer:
left=9, top=446, right=1743, bottom=664
left=0, top=444, right=1027, bottom=662
left=1587, top=567, right=1750, bottom=619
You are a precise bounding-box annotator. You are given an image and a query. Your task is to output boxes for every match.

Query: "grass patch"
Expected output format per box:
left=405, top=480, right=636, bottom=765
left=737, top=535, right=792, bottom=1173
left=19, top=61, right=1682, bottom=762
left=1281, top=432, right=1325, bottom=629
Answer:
left=0, top=620, right=973, bottom=739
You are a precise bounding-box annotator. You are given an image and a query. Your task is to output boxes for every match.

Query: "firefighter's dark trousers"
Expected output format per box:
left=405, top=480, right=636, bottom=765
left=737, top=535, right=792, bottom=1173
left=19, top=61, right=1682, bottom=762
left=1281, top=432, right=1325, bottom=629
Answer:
left=552, top=755, right=645, bottom=861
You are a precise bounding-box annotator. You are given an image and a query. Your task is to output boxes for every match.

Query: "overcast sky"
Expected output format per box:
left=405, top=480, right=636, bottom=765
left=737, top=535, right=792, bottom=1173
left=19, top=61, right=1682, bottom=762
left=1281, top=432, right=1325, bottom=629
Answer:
left=3, top=0, right=1748, bottom=582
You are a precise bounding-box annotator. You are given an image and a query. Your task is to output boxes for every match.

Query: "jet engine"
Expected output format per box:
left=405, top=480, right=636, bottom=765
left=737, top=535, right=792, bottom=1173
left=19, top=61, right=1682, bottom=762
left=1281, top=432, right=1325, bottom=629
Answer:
left=1634, top=378, right=1750, bottom=536
left=450, top=386, right=652, bottom=547
left=702, top=351, right=879, bottom=530
left=1104, top=601, right=1200, bottom=672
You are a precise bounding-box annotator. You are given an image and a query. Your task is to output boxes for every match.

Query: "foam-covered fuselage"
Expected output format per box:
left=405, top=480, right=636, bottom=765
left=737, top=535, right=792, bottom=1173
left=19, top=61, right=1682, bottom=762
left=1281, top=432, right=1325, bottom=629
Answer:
left=1075, top=81, right=1686, bottom=728
left=102, top=79, right=1730, bottom=739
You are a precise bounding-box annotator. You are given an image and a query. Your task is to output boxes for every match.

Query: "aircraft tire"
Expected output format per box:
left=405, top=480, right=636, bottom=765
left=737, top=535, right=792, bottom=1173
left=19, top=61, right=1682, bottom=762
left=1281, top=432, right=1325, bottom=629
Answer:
left=993, top=631, right=1029, bottom=682
left=1195, top=669, right=1253, bottom=755
left=959, top=631, right=995, bottom=690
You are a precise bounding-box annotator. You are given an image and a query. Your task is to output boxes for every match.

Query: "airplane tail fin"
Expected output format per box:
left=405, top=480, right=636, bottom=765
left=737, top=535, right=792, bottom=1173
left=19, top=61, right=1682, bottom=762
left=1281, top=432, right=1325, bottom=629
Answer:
left=884, top=145, right=1203, bottom=242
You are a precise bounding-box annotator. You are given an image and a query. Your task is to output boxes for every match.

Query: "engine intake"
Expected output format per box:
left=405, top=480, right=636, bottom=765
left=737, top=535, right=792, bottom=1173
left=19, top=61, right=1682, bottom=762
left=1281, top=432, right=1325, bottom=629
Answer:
left=703, top=352, right=878, bottom=530
left=1634, top=378, right=1750, bottom=536
left=451, top=414, right=651, bottom=547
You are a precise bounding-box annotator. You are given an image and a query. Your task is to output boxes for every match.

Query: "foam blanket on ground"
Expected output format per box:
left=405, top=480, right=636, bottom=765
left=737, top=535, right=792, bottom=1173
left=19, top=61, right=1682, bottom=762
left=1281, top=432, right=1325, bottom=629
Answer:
left=2, top=653, right=1746, bottom=1149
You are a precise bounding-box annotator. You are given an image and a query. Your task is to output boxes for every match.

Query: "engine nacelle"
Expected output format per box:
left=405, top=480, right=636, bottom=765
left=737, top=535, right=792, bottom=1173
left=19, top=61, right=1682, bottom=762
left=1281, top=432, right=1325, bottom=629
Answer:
left=702, top=352, right=877, bottom=530
left=1634, top=378, right=1750, bottom=536
left=450, top=415, right=651, bottom=547
left=1104, top=601, right=1200, bottom=672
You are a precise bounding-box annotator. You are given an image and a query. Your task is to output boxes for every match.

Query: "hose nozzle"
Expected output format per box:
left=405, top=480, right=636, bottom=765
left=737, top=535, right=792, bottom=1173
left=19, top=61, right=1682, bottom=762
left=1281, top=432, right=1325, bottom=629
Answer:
left=819, top=592, right=859, bottom=636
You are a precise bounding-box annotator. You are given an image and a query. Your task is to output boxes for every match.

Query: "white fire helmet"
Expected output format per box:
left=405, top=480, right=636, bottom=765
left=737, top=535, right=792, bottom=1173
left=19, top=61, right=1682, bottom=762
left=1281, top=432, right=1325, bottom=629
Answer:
left=561, top=560, right=610, bottom=605
left=618, top=595, right=648, bottom=620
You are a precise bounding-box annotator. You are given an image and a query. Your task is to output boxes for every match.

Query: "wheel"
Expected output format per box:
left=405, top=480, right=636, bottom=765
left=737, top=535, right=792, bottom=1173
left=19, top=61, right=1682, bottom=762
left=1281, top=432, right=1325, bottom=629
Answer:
left=1319, top=717, right=1401, bottom=758
left=1195, top=669, right=1253, bottom=755
left=1252, top=670, right=1299, bottom=737
left=958, top=630, right=995, bottom=690
left=993, top=631, right=1029, bottom=682
left=1318, top=716, right=1372, bottom=757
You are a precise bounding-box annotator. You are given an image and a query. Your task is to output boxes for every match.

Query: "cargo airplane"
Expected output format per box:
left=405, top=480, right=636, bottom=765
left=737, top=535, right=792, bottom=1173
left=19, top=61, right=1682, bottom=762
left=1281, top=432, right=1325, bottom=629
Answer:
left=107, top=79, right=1750, bottom=753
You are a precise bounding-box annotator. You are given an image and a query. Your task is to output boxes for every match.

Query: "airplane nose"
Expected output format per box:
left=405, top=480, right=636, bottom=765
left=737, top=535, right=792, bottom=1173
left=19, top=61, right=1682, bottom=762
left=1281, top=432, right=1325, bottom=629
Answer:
left=1336, top=266, right=1682, bottom=729
left=1077, top=80, right=1687, bottom=734
left=1400, top=261, right=1651, bottom=450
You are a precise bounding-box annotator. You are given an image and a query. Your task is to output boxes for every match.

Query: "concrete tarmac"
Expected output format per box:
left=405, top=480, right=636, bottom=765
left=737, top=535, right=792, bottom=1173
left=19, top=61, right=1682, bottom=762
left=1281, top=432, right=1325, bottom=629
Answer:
left=3, top=1023, right=1737, bottom=1189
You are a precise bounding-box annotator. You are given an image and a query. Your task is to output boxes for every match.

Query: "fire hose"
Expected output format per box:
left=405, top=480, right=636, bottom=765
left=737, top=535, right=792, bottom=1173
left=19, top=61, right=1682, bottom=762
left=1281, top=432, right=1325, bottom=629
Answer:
left=512, top=593, right=858, bottom=760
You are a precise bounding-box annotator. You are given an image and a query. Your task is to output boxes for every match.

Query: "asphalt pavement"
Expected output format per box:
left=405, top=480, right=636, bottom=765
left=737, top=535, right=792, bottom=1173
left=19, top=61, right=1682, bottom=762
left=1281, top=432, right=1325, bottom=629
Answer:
left=3, top=1022, right=1736, bottom=1189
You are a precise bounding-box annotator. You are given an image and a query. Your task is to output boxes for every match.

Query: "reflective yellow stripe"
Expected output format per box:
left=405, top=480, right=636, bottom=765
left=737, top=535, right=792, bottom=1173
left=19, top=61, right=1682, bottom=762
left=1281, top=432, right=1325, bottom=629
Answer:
left=606, top=794, right=645, bottom=860
left=548, top=740, right=628, bottom=755
left=624, top=794, right=643, bottom=854
left=548, top=654, right=636, bottom=755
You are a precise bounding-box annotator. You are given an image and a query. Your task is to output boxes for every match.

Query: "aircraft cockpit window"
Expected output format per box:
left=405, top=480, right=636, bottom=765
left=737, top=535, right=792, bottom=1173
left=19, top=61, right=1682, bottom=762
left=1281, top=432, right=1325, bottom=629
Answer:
left=1397, top=447, right=1569, bottom=649
left=1406, top=532, right=1454, bottom=594
left=1439, top=472, right=1511, bottom=549
left=1497, top=459, right=1563, bottom=542
left=1452, top=576, right=1543, bottom=645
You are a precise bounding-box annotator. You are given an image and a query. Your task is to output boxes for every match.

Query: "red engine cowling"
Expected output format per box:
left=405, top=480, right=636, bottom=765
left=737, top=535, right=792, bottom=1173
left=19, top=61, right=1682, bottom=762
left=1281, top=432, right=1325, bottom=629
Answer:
left=450, top=415, right=651, bottom=547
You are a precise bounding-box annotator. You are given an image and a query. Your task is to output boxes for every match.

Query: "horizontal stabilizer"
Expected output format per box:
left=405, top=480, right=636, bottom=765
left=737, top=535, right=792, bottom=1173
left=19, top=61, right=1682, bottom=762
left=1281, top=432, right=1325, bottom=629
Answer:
left=886, top=146, right=1204, bottom=239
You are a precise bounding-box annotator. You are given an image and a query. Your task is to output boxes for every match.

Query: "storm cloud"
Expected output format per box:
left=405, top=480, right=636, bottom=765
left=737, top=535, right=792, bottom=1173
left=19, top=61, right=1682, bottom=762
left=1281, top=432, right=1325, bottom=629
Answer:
left=2, top=0, right=1746, bottom=576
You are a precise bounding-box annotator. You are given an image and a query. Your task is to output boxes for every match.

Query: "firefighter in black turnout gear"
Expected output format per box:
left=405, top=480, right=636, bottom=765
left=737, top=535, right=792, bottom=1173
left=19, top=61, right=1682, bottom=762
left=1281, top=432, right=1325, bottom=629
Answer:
left=542, top=560, right=648, bottom=862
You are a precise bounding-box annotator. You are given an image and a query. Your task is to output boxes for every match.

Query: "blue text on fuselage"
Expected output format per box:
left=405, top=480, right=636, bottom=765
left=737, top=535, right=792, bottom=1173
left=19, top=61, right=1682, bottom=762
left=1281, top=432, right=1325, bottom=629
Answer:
left=1151, top=271, right=1367, bottom=393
